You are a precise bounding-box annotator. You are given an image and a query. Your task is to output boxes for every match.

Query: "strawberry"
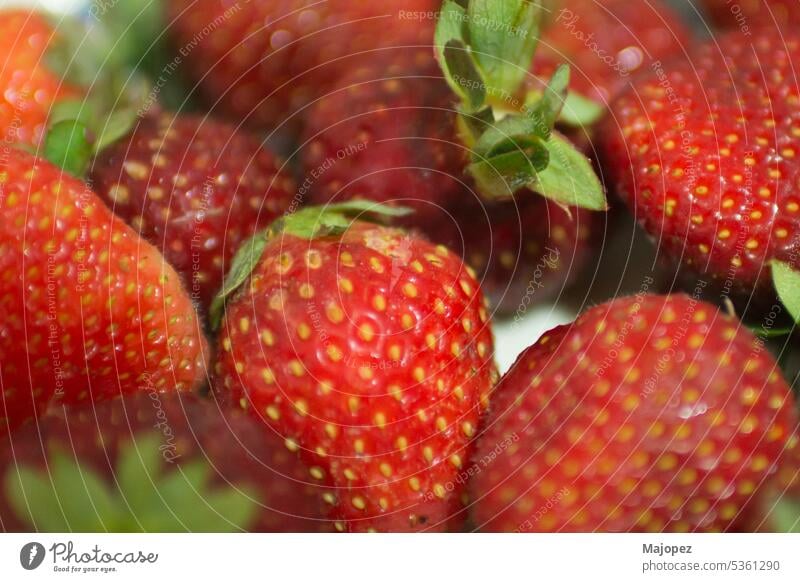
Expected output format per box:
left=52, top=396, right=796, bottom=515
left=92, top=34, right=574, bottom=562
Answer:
left=302, top=49, right=464, bottom=230
left=0, top=149, right=207, bottom=432
left=599, top=30, right=800, bottom=307
left=167, top=0, right=439, bottom=130
left=0, top=10, right=83, bottom=148
left=701, top=0, right=800, bottom=29
left=471, top=293, right=798, bottom=532
left=0, top=392, right=334, bottom=532
left=211, top=203, right=498, bottom=532
left=534, top=0, right=691, bottom=107
left=302, top=2, right=608, bottom=314
left=89, top=112, right=296, bottom=315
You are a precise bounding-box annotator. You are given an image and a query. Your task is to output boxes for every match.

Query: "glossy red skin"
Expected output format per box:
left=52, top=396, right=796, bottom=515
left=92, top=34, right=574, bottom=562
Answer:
left=168, top=0, right=439, bottom=130
left=0, top=150, right=208, bottom=432
left=701, top=0, right=800, bottom=29
left=0, top=10, right=82, bottom=148
left=214, top=223, right=498, bottom=532
left=90, top=113, right=295, bottom=314
left=436, top=192, right=599, bottom=316
left=302, top=49, right=466, bottom=230
left=471, top=294, right=798, bottom=532
left=535, top=0, right=690, bottom=105
left=599, top=31, right=800, bottom=299
left=0, top=393, right=335, bottom=532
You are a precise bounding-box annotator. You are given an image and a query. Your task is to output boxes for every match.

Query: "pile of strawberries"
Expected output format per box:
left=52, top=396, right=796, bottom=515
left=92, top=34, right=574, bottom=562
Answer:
left=0, top=0, right=798, bottom=533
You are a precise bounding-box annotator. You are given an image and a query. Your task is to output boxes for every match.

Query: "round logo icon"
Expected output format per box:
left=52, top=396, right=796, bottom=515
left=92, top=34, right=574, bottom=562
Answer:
left=20, top=542, right=46, bottom=570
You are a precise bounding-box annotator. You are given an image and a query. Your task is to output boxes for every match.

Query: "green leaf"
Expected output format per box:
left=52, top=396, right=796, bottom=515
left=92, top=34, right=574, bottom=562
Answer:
left=473, top=115, right=552, bottom=158
left=457, top=105, right=496, bottom=147
left=560, top=91, right=606, bottom=128
left=5, top=466, right=70, bottom=531
left=90, top=0, right=165, bottom=70
left=436, top=2, right=484, bottom=108
left=157, top=461, right=256, bottom=532
left=469, top=115, right=551, bottom=198
left=91, top=0, right=194, bottom=111
left=466, top=0, right=542, bottom=97
left=772, top=497, right=800, bottom=532
left=115, top=434, right=164, bottom=530
left=469, top=145, right=545, bottom=198
left=6, top=433, right=261, bottom=533
left=44, top=120, right=93, bottom=177
left=773, top=260, right=800, bottom=323
left=94, top=109, right=138, bottom=153
left=529, top=64, right=570, bottom=139
left=49, top=99, right=91, bottom=126
left=209, top=201, right=412, bottom=329
left=199, top=487, right=261, bottom=532
left=45, top=16, right=105, bottom=88
left=443, top=40, right=486, bottom=110
left=283, top=200, right=412, bottom=239
left=435, top=0, right=468, bottom=66
left=208, top=229, right=272, bottom=331
left=533, top=133, right=607, bottom=210
left=50, top=452, right=119, bottom=532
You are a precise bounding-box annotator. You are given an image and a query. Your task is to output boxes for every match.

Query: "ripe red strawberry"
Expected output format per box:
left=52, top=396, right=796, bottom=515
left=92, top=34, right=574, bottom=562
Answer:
left=599, top=31, right=800, bottom=302
left=212, top=203, right=498, bottom=532
left=303, top=45, right=604, bottom=314
left=90, top=112, right=295, bottom=314
left=535, top=0, right=690, bottom=106
left=0, top=392, right=334, bottom=532
left=471, top=294, right=798, bottom=532
left=701, top=0, right=800, bottom=29
left=0, top=10, right=83, bottom=148
left=302, top=49, right=464, bottom=230
left=167, top=0, right=439, bottom=130
left=0, top=149, right=207, bottom=432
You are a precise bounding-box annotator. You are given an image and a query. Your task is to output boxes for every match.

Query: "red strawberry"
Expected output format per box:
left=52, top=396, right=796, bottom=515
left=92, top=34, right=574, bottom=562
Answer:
left=302, top=46, right=604, bottom=314
left=701, top=0, right=800, bottom=29
left=302, top=49, right=464, bottom=230
left=0, top=392, right=334, bottom=532
left=0, top=10, right=83, bottom=148
left=167, top=0, right=439, bottom=130
left=212, top=203, right=498, bottom=532
left=90, top=112, right=295, bottom=314
left=599, top=31, right=800, bottom=302
left=0, top=149, right=207, bottom=432
left=535, top=0, right=690, bottom=106
left=471, top=293, right=798, bottom=532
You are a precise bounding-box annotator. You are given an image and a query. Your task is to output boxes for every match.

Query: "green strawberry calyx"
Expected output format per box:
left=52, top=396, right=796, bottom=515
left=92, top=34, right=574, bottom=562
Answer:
left=772, top=260, right=800, bottom=325
left=208, top=201, right=412, bottom=330
left=4, top=433, right=260, bottom=532
left=772, top=496, right=800, bottom=532
left=434, top=0, right=607, bottom=210
left=40, top=13, right=151, bottom=177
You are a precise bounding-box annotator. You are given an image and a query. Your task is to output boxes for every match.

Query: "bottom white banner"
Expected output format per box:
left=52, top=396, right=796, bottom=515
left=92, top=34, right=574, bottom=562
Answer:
left=0, top=534, right=799, bottom=581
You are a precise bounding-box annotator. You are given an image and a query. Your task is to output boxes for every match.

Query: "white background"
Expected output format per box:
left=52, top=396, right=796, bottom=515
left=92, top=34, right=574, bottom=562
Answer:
left=0, top=533, right=799, bottom=580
